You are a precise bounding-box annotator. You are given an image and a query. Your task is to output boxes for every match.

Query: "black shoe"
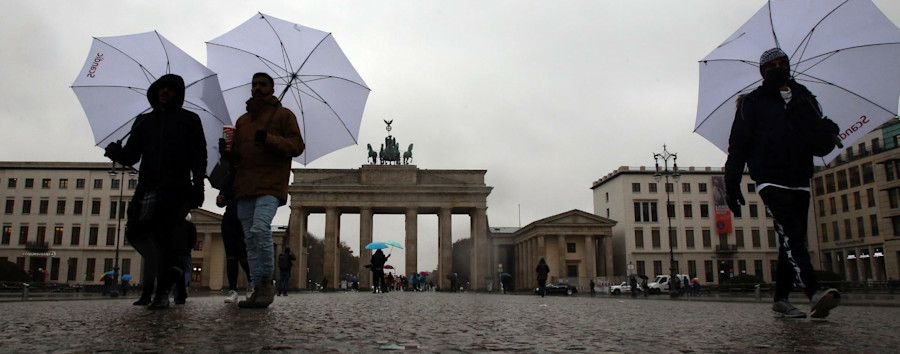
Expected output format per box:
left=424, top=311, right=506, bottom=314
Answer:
left=133, top=297, right=151, bottom=306
left=148, top=296, right=170, bottom=310
left=174, top=297, right=186, bottom=305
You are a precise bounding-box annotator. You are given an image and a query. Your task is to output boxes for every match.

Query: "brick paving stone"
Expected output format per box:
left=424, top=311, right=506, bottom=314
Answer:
left=0, top=291, right=898, bottom=352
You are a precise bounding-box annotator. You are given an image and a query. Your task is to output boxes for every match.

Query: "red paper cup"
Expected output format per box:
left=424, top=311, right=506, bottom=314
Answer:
left=222, top=125, right=235, bottom=150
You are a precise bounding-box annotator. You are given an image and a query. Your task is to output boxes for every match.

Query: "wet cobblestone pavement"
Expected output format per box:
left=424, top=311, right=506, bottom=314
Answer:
left=1, top=292, right=899, bottom=353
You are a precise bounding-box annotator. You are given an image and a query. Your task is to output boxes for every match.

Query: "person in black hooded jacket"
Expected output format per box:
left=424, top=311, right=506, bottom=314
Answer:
left=724, top=48, right=840, bottom=319
left=104, top=74, right=207, bottom=309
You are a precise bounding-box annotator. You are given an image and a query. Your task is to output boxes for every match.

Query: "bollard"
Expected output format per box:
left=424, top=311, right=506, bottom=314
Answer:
left=754, top=284, right=761, bottom=301
left=21, top=283, right=28, bottom=301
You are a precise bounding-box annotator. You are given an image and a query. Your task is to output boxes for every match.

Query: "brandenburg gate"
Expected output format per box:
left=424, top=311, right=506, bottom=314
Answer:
left=286, top=165, right=493, bottom=290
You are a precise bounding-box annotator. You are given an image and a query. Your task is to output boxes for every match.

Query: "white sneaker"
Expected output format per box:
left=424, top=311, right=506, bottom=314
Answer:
left=224, top=290, right=238, bottom=303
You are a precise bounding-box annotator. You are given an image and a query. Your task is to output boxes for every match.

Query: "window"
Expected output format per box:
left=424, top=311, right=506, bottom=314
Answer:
left=67, top=258, right=78, bottom=282
left=682, top=183, right=691, bottom=193
left=106, top=227, right=116, bottom=246
left=128, top=179, right=137, bottom=190
left=21, top=199, right=31, bottom=214
left=88, top=226, right=98, bottom=246
left=818, top=200, right=826, bottom=217
left=770, top=260, right=778, bottom=282
left=4, top=199, right=13, bottom=214
left=7, top=178, right=16, bottom=188
left=50, top=258, right=60, bottom=281
left=837, top=170, right=848, bottom=190
left=894, top=216, right=900, bottom=236
left=871, top=214, right=880, bottom=236
left=636, top=261, right=645, bottom=278
left=841, top=194, right=849, bottom=212
left=699, top=183, right=708, bottom=193
left=825, top=174, right=836, bottom=193
left=76, top=179, right=85, bottom=189
left=814, top=177, right=825, bottom=196
left=665, top=183, right=674, bottom=193
left=853, top=191, right=862, bottom=210
left=110, top=179, right=120, bottom=190
left=700, top=204, right=710, bottom=218
left=849, top=166, right=861, bottom=187
left=18, top=225, right=28, bottom=245
left=844, top=219, right=852, bottom=239
left=857, top=216, right=866, bottom=239
left=688, top=260, right=697, bottom=279
left=633, top=201, right=658, bottom=222
left=41, top=179, right=51, bottom=189
left=56, top=200, right=66, bottom=215
left=749, top=204, right=759, bottom=218
left=862, top=162, right=875, bottom=184
left=683, top=203, right=693, bottom=218
left=669, top=229, right=678, bottom=249
left=651, top=229, right=661, bottom=248
left=122, top=259, right=131, bottom=276
left=704, top=260, right=714, bottom=283
left=91, top=200, right=101, bottom=215
left=738, top=260, right=747, bottom=275
left=73, top=200, right=83, bottom=215
left=751, top=229, right=761, bottom=248
left=667, top=202, right=676, bottom=218
left=767, top=228, right=777, bottom=248
left=59, top=179, right=68, bottom=189
left=632, top=183, right=641, bottom=192
left=109, top=201, right=118, bottom=219
left=653, top=261, right=663, bottom=276
left=566, top=243, right=576, bottom=253
left=702, top=229, right=712, bottom=248
left=566, top=265, right=578, bottom=278
left=38, top=200, right=49, bottom=214
left=685, top=229, right=695, bottom=248
left=634, top=229, right=644, bottom=249
left=829, top=197, right=837, bottom=215
left=93, top=179, right=103, bottom=189
left=104, top=259, right=113, bottom=274
left=53, top=226, right=63, bottom=245
left=1, top=225, right=10, bottom=245
left=832, top=221, right=840, bottom=240
left=735, top=229, right=744, bottom=248
left=648, top=183, right=658, bottom=193
left=747, top=183, right=756, bottom=193
left=24, top=178, right=34, bottom=188
left=867, top=188, right=876, bottom=207
left=821, top=223, right=828, bottom=242
left=70, top=226, right=81, bottom=246
left=754, top=260, right=764, bottom=278
left=86, top=258, right=96, bottom=281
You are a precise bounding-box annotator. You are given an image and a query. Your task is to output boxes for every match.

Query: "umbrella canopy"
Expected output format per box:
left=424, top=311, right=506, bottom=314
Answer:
left=121, top=274, right=132, bottom=281
left=500, top=272, right=512, bottom=278
left=384, top=265, right=394, bottom=270
left=72, top=31, right=230, bottom=175
left=207, top=13, right=370, bottom=165
left=419, top=271, right=430, bottom=276
left=695, top=0, right=900, bottom=165
left=365, top=242, right=388, bottom=250
left=383, top=240, right=403, bottom=249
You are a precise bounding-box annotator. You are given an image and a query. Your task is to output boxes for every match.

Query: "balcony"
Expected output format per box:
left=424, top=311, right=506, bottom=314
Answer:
left=715, top=244, right=738, bottom=254
left=25, top=241, right=49, bottom=252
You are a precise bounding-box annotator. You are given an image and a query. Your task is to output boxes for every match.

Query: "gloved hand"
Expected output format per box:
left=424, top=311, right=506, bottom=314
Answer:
left=104, top=141, right=122, bottom=160
left=191, top=182, right=205, bottom=208
left=725, top=188, right=745, bottom=217
left=254, top=130, right=267, bottom=146
left=821, top=117, right=840, bottom=135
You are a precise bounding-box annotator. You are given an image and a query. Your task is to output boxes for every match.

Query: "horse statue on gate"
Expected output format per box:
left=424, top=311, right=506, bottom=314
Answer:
left=403, top=144, right=413, bottom=165
left=380, top=136, right=401, bottom=165
left=366, top=144, right=377, bottom=164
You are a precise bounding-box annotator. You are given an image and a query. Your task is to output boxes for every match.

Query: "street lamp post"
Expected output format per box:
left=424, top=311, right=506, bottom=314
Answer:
left=108, top=163, right=134, bottom=298
left=653, top=145, right=680, bottom=298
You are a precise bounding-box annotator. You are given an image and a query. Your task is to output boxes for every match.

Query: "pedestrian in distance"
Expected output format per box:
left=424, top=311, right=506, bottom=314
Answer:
left=104, top=74, right=207, bottom=310
left=589, top=279, right=596, bottom=297
left=535, top=258, right=549, bottom=297
left=215, top=173, right=251, bottom=304
left=725, top=47, right=841, bottom=319
left=630, top=275, right=638, bottom=298
left=220, top=72, right=305, bottom=308
left=369, top=249, right=390, bottom=293
left=277, top=247, right=296, bottom=296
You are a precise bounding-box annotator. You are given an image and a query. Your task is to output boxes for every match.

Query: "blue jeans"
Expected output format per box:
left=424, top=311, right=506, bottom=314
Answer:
left=237, top=195, right=279, bottom=287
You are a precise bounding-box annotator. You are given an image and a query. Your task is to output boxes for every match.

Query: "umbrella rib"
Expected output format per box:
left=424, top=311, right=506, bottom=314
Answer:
left=93, top=37, right=158, bottom=85
left=258, top=13, right=297, bottom=83
left=693, top=79, right=762, bottom=133
left=152, top=31, right=172, bottom=74
left=786, top=0, right=850, bottom=65
left=767, top=1, right=781, bottom=49
left=286, top=76, right=360, bottom=147
left=794, top=72, right=899, bottom=116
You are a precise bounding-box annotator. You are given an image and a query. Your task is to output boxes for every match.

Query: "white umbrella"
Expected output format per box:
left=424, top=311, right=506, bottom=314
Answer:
left=207, top=13, right=371, bottom=165
left=695, top=0, right=900, bottom=164
left=71, top=31, right=230, bottom=175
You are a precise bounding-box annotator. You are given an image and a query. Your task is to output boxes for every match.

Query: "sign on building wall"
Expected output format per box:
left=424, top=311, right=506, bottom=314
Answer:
left=711, top=176, right=732, bottom=234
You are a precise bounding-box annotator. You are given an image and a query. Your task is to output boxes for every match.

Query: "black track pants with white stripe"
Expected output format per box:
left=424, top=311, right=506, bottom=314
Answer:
left=759, top=187, right=818, bottom=301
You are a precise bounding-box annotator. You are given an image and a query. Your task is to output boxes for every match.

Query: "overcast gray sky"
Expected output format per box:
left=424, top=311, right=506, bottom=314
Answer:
left=3, top=1, right=900, bottom=274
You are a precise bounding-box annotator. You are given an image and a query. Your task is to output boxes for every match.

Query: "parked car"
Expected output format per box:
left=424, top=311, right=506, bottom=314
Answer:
left=534, top=283, right=578, bottom=296
left=646, top=274, right=691, bottom=294
left=609, top=282, right=643, bottom=295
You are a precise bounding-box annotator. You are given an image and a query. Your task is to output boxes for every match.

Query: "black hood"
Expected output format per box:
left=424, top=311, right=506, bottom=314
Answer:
left=147, top=74, right=185, bottom=110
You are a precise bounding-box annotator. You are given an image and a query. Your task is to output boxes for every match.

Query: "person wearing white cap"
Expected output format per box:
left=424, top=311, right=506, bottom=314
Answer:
left=725, top=47, right=841, bottom=319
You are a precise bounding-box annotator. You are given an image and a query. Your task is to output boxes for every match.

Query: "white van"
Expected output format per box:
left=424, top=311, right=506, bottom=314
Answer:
left=646, top=274, right=691, bottom=294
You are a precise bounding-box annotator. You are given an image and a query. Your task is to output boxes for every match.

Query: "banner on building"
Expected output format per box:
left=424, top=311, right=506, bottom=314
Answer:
left=712, top=176, right=732, bottom=234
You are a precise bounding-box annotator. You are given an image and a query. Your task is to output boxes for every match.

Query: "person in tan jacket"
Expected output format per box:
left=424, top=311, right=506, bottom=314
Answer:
left=221, top=72, right=304, bottom=308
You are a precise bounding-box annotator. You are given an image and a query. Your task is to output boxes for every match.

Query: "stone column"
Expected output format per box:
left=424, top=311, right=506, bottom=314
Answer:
left=438, top=208, right=452, bottom=290
left=557, top=235, right=567, bottom=282
left=289, top=207, right=308, bottom=290
left=469, top=207, right=488, bottom=290
left=585, top=235, right=597, bottom=281
left=204, top=232, right=221, bottom=290
left=359, top=207, right=373, bottom=289
left=323, top=207, right=340, bottom=290
left=405, top=208, right=418, bottom=282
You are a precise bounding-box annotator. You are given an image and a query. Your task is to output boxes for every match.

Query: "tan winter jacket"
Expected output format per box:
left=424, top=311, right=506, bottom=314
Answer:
left=232, top=96, right=304, bottom=204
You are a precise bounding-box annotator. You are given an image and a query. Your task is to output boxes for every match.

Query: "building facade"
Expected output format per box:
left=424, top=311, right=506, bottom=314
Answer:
left=591, top=166, right=819, bottom=285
